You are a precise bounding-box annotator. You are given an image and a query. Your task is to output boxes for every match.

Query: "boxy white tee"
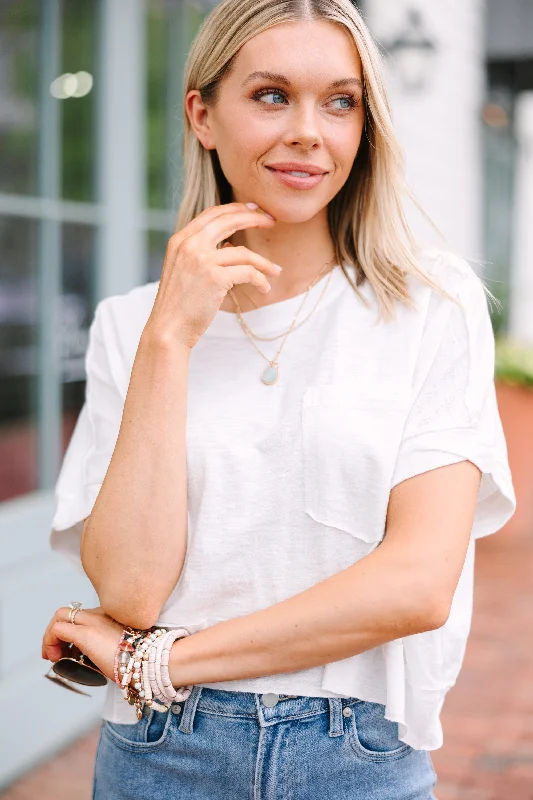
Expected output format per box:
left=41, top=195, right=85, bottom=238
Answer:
left=49, top=248, right=516, bottom=750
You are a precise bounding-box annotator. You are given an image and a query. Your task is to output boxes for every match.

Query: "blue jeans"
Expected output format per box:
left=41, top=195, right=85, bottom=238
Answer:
left=93, top=686, right=438, bottom=799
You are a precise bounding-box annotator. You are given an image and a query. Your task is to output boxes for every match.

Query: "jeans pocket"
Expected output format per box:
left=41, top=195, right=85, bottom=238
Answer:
left=102, top=706, right=173, bottom=752
left=346, top=700, right=413, bottom=762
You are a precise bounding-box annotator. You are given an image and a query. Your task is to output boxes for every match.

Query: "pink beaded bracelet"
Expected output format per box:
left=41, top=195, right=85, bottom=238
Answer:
left=159, top=628, right=193, bottom=703
left=114, top=627, right=147, bottom=691
left=113, top=629, right=129, bottom=686
left=114, top=627, right=167, bottom=718
left=146, top=627, right=193, bottom=708
left=113, top=624, right=194, bottom=718
left=150, top=627, right=170, bottom=705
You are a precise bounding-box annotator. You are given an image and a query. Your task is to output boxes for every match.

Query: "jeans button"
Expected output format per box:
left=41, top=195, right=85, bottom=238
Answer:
left=343, top=706, right=352, bottom=717
left=261, top=692, right=279, bottom=707
left=171, top=704, right=182, bottom=714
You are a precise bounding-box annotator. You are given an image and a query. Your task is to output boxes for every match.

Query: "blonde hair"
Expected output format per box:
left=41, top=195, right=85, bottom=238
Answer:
left=175, top=0, right=494, bottom=322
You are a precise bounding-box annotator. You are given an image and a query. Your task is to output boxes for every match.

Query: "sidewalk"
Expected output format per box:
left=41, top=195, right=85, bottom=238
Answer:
left=431, top=526, right=533, bottom=800
left=1, top=526, right=531, bottom=799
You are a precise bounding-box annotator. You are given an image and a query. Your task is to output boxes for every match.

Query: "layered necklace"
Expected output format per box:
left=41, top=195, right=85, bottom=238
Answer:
left=228, top=255, right=337, bottom=385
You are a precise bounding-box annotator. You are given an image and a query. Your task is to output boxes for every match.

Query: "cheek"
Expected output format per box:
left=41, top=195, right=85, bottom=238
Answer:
left=218, top=127, right=278, bottom=185
left=220, top=120, right=272, bottom=166
left=329, top=128, right=364, bottom=173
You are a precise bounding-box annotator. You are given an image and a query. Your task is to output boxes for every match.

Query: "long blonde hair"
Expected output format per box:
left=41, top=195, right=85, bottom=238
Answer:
left=175, top=0, right=490, bottom=322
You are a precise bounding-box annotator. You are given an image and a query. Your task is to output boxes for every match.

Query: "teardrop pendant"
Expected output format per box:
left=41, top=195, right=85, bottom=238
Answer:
left=261, top=364, right=279, bottom=385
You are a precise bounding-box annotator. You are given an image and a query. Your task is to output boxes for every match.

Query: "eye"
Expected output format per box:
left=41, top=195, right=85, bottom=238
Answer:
left=330, top=95, right=358, bottom=110
left=252, top=88, right=288, bottom=105
left=251, top=88, right=360, bottom=112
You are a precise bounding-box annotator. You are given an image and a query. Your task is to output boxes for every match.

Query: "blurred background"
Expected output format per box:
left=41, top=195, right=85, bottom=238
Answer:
left=0, top=1, right=532, bottom=798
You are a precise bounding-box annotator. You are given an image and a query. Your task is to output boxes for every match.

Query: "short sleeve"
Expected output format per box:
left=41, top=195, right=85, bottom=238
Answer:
left=390, top=260, right=516, bottom=539
left=50, top=299, right=126, bottom=573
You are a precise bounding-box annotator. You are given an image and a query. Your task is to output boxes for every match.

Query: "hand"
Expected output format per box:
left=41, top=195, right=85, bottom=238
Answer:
left=42, top=605, right=126, bottom=682
left=145, top=202, right=282, bottom=349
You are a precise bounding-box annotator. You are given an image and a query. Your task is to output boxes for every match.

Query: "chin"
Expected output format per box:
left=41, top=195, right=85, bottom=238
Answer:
left=265, top=199, right=327, bottom=221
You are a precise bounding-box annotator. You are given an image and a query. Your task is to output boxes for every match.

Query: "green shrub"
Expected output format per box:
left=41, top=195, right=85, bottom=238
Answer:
left=495, top=337, right=533, bottom=389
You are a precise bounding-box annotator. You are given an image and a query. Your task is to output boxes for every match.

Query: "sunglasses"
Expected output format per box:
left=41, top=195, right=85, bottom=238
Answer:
left=44, top=642, right=108, bottom=697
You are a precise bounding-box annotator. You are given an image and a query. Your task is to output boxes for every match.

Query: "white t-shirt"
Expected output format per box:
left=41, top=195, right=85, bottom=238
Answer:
left=49, top=247, right=516, bottom=750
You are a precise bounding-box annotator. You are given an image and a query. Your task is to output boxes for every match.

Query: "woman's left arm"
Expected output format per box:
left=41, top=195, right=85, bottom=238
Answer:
left=167, top=459, right=481, bottom=688
left=44, top=460, right=480, bottom=685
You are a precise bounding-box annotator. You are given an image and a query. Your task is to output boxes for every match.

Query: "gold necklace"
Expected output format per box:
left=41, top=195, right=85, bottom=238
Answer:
left=233, top=286, right=261, bottom=311
left=230, top=259, right=338, bottom=342
left=229, top=255, right=336, bottom=385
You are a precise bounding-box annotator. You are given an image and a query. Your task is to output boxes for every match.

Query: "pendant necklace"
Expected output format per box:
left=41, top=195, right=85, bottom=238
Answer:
left=228, top=255, right=336, bottom=385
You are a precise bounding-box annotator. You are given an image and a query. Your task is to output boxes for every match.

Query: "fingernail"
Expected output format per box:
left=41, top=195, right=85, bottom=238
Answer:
left=273, top=264, right=283, bottom=271
left=245, top=202, right=258, bottom=209
left=263, top=211, right=275, bottom=220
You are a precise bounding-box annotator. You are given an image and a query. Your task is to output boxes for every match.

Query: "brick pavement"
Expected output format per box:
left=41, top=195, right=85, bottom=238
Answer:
left=1, top=525, right=531, bottom=800
left=431, top=525, right=533, bottom=800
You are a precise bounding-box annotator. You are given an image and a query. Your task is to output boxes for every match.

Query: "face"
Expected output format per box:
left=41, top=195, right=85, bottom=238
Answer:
left=186, top=19, right=366, bottom=223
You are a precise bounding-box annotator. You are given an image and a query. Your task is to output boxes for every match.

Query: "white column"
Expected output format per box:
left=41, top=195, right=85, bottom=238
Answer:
left=365, top=0, right=485, bottom=259
left=509, top=92, right=533, bottom=344
left=96, top=0, right=147, bottom=300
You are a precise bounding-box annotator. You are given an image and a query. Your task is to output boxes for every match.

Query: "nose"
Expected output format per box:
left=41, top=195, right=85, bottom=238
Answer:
left=282, top=101, right=323, bottom=149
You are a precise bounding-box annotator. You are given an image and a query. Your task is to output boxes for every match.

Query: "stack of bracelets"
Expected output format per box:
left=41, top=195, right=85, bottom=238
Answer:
left=113, top=625, right=194, bottom=720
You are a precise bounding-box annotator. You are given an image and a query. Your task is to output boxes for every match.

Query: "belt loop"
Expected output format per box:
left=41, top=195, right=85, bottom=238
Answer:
left=327, top=697, right=344, bottom=737
left=178, top=685, right=203, bottom=734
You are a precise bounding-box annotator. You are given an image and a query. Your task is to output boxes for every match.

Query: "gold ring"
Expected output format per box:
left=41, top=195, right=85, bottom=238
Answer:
left=68, top=601, right=83, bottom=624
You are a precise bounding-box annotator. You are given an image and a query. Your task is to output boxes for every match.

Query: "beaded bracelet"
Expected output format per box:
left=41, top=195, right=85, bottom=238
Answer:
left=159, top=628, right=193, bottom=703
left=145, top=628, right=193, bottom=708
left=150, top=629, right=179, bottom=705
left=113, top=625, right=193, bottom=719
left=115, top=627, right=167, bottom=719
left=113, top=626, right=145, bottom=687
left=137, top=629, right=170, bottom=712
left=148, top=627, right=169, bottom=705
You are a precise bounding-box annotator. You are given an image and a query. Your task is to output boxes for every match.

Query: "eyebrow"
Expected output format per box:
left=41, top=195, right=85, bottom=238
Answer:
left=241, top=71, right=363, bottom=90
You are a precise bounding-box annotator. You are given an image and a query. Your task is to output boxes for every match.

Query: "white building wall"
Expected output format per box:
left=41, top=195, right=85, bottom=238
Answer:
left=509, top=92, right=533, bottom=344
left=365, top=0, right=486, bottom=261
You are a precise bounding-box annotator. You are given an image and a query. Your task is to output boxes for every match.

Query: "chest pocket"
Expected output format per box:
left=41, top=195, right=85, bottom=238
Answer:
left=301, top=383, right=410, bottom=545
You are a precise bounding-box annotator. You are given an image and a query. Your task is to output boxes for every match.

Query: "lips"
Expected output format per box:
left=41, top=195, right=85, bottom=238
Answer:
left=265, top=166, right=327, bottom=190
left=266, top=164, right=328, bottom=175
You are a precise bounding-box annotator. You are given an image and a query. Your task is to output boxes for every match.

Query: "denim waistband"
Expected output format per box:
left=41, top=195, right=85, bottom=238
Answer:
left=174, top=685, right=364, bottom=737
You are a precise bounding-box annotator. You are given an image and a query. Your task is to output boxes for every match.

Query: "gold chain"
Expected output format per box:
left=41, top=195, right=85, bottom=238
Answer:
left=228, top=255, right=337, bottom=385
left=230, top=257, right=337, bottom=342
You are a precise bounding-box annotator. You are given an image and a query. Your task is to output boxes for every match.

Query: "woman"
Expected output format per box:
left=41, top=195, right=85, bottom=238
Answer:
left=43, top=0, right=516, bottom=798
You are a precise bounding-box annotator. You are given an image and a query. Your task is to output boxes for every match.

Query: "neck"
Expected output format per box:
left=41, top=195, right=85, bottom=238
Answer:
left=224, top=209, right=335, bottom=312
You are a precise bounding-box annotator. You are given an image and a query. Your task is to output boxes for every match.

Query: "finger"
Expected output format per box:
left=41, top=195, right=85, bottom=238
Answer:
left=42, top=606, right=95, bottom=660
left=42, top=620, right=58, bottom=659
left=43, top=626, right=68, bottom=662
left=167, top=203, right=268, bottom=259
left=195, top=209, right=275, bottom=251
left=45, top=620, right=87, bottom=662
left=216, top=245, right=282, bottom=278
left=42, top=607, right=71, bottom=659
left=56, top=606, right=95, bottom=625
left=220, top=265, right=271, bottom=294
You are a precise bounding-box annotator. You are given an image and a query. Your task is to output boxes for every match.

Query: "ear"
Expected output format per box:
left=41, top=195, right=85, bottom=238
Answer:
left=184, top=89, right=217, bottom=150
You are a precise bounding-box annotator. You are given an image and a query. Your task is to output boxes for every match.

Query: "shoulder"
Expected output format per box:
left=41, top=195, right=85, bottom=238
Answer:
left=412, top=246, right=492, bottom=309
left=88, top=281, right=160, bottom=393
left=396, top=247, right=496, bottom=389
left=94, top=280, right=159, bottom=344
left=403, top=247, right=494, bottom=350
left=411, top=249, right=497, bottom=415
left=96, top=280, right=159, bottom=326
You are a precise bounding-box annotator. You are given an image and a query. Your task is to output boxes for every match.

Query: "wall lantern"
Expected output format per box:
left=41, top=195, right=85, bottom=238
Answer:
left=384, top=9, right=437, bottom=92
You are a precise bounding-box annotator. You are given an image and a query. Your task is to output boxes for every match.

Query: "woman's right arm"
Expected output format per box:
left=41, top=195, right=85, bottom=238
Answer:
left=80, top=202, right=280, bottom=630
left=80, top=332, right=192, bottom=630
